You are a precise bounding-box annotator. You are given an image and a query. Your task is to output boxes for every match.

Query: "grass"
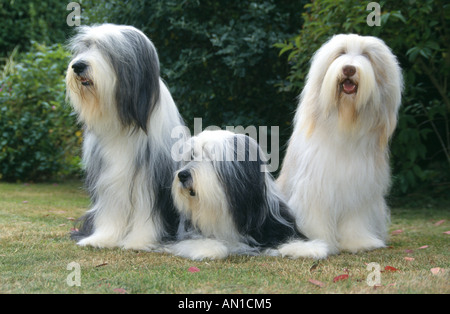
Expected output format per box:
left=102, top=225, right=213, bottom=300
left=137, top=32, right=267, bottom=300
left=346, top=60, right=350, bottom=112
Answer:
left=0, top=181, right=448, bottom=294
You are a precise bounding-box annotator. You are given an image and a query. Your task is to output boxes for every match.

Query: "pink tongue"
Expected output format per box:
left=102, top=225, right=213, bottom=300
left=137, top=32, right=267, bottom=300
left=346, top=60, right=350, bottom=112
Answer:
left=343, top=79, right=356, bottom=93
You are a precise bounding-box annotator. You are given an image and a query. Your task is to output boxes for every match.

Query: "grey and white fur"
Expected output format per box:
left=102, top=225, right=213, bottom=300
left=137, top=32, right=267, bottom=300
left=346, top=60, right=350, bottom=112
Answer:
left=169, top=130, right=329, bottom=260
left=66, top=24, right=188, bottom=250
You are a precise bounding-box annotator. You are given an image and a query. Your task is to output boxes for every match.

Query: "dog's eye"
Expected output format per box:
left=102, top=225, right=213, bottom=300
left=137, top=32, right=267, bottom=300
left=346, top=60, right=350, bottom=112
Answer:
left=362, top=52, right=370, bottom=60
left=190, top=149, right=202, bottom=161
left=334, top=50, right=346, bottom=61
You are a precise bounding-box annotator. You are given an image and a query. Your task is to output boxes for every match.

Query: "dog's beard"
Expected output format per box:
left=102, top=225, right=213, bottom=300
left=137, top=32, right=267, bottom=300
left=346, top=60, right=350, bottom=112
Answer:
left=173, top=164, right=240, bottom=242
left=317, top=53, right=379, bottom=133
left=65, top=55, right=120, bottom=132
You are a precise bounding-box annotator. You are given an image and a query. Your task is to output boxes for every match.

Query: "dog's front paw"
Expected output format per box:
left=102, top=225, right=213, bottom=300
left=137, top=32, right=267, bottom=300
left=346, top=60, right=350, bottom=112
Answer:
left=77, top=233, right=120, bottom=249
left=339, top=237, right=385, bottom=253
left=168, top=239, right=229, bottom=260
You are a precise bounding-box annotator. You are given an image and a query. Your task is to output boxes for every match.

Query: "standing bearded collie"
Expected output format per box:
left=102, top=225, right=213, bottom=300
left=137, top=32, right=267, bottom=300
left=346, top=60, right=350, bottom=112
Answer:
left=278, top=34, right=403, bottom=254
left=169, top=130, right=329, bottom=260
left=66, top=24, right=187, bottom=250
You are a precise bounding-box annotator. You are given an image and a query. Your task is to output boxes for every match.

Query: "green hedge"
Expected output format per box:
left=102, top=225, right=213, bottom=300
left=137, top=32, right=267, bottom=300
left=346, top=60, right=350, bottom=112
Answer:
left=0, top=0, right=72, bottom=58
left=0, top=43, right=81, bottom=182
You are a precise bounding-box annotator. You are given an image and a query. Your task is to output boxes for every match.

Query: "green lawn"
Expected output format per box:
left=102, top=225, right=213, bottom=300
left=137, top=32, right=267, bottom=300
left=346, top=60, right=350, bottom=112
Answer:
left=0, top=182, right=448, bottom=294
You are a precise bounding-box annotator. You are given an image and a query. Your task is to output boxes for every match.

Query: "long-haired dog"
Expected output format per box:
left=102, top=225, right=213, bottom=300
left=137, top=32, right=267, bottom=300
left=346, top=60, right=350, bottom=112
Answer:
left=66, top=24, right=187, bottom=250
left=169, top=130, right=329, bottom=260
left=278, top=34, right=403, bottom=254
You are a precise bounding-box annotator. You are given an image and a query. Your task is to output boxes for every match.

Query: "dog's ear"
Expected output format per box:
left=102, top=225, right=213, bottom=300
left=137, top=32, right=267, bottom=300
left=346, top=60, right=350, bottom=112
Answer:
left=376, top=110, right=397, bottom=149
left=370, top=38, right=403, bottom=149
left=112, top=28, right=160, bottom=133
left=216, top=135, right=267, bottom=234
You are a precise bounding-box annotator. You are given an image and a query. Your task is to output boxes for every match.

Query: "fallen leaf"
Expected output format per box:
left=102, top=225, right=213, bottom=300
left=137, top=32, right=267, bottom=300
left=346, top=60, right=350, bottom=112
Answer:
left=188, top=266, right=200, bottom=273
left=95, top=262, right=108, bottom=268
left=333, top=274, right=349, bottom=282
left=22, top=201, right=28, bottom=204
left=430, top=267, right=444, bottom=275
left=113, top=288, right=127, bottom=294
left=404, top=249, right=414, bottom=253
left=308, top=279, right=326, bottom=288
left=67, top=217, right=76, bottom=221
left=391, top=229, right=403, bottom=235
left=443, top=231, right=450, bottom=235
left=418, top=245, right=429, bottom=249
left=384, top=266, right=399, bottom=272
left=433, top=219, right=445, bottom=226
left=404, top=257, right=415, bottom=261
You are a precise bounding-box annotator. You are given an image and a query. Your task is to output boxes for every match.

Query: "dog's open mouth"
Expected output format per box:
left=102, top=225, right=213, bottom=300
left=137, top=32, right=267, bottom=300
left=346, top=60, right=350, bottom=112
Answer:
left=180, top=181, right=196, bottom=197
left=341, top=79, right=357, bottom=94
left=77, top=76, right=93, bottom=86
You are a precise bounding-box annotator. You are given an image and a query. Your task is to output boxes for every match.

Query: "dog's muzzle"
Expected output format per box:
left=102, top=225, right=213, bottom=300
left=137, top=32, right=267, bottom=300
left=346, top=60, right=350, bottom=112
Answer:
left=72, top=61, right=93, bottom=86
left=341, top=65, right=357, bottom=94
left=178, top=170, right=196, bottom=196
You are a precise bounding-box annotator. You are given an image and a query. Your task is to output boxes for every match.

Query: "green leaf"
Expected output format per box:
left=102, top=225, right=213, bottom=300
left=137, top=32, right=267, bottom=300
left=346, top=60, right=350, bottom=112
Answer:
left=278, top=43, right=294, bottom=56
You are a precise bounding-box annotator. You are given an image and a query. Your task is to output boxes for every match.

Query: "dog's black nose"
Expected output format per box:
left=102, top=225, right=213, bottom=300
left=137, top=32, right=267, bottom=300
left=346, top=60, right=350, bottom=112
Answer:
left=343, top=65, right=356, bottom=77
left=72, top=61, right=87, bottom=75
left=178, top=170, right=191, bottom=183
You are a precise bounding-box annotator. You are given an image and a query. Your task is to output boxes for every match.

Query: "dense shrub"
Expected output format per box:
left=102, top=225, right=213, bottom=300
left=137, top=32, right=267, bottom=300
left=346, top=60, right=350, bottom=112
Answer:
left=0, top=43, right=81, bottom=182
left=0, top=0, right=73, bottom=58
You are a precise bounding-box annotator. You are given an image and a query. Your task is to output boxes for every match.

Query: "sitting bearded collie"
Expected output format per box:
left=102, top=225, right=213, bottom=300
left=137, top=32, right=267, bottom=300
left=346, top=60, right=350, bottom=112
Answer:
left=66, top=24, right=188, bottom=250
left=169, top=130, right=329, bottom=260
left=278, top=34, right=403, bottom=254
